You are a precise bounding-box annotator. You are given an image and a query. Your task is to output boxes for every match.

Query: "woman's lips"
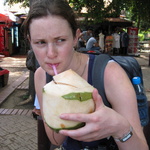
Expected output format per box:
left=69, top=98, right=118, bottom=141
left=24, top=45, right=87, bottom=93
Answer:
left=48, top=63, right=59, bottom=67
left=47, top=63, right=59, bottom=75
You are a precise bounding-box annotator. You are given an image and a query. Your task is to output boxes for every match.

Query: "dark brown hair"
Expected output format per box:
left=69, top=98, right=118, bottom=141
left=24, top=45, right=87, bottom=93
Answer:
left=23, top=0, right=78, bottom=38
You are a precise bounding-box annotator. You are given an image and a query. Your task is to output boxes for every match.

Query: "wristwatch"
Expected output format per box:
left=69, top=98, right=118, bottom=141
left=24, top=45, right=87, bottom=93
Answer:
left=114, top=126, right=133, bottom=143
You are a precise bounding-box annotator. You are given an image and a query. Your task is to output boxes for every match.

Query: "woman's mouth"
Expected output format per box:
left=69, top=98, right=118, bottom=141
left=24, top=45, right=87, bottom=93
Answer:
left=48, top=63, right=59, bottom=68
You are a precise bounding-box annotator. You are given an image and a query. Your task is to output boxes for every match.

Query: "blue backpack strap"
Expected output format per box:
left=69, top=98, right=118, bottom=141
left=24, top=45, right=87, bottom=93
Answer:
left=46, top=72, right=53, bottom=83
left=92, top=54, right=112, bottom=107
left=88, top=54, right=96, bottom=85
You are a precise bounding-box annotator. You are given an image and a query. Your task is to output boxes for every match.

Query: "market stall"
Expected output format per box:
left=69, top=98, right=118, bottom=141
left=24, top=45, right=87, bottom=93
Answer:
left=127, top=27, right=139, bottom=56
left=0, top=13, right=13, bottom=56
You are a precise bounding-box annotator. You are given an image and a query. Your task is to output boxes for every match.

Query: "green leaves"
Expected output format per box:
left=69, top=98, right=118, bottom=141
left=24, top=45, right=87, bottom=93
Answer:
left=6, top=0, right=29, bottom=7
left=6, top=0, right=150, bottom=31
left=70, top=0, right=150, bottom=31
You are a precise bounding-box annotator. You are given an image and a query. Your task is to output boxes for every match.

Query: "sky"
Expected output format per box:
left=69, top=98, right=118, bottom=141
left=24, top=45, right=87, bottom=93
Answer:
left=0, top=0, right=5, bottom=11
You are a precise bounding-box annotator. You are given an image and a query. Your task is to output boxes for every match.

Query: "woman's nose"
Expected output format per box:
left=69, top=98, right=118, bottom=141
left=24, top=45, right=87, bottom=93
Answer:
left=46, top=43, right=57, bottom=58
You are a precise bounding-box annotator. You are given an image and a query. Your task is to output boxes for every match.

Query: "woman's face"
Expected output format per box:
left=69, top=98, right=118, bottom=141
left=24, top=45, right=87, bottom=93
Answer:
left=29, top=15, right=79, bottom=75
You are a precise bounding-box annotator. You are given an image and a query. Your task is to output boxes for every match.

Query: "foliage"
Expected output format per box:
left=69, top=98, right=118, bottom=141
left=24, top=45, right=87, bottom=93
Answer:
left=125, top=0, right=150, bottom=31
left=69, top=0, right=124, bottom=23
left=5, top=0, right=29, bottom=7
left=69, top=0, right=150, bottom=31
left=138, top=34, right=145, bottom=41
left=6, top=0, right=150, bottom=31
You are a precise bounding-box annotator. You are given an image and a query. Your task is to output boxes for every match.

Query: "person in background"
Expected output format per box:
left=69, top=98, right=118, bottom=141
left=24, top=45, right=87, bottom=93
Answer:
left=99, top=31, right=105, bottom=52
left=23, top=0, right=148, bottom=149
left=78, top=27, right=93, bottom=48
left=86, top=31, right=100, bottom=53
left=104, top=32, right=113, bottom=53
left=119, top=28, right=129, bottom=55
left=112, top=28, right=120, bottom=55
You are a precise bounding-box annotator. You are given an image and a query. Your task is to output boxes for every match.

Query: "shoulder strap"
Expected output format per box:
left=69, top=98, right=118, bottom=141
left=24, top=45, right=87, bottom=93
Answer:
left=88, top=54, right=96, bottom=85
left=111, top=56, right=143, bottom=83
left=92, top=54, right=112, bottom=107
left=46, top=72, right=53, bottom=83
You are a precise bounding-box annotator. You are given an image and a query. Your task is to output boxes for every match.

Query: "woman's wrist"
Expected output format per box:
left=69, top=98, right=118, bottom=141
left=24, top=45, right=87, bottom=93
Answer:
left=112, top=117, right=132, bottom=142
left=114, top=126, right=133, bottom=142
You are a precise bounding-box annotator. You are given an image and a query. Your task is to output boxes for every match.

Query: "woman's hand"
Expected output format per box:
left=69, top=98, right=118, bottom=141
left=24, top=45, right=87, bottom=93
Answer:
left=59, top=88, right=128, bottom=142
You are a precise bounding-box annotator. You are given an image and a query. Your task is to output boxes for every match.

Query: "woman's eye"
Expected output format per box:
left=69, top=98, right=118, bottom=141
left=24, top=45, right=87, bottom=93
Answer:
left=57, top=39, right=66, bottom=43
left=35, top=41, right=46, bottom=45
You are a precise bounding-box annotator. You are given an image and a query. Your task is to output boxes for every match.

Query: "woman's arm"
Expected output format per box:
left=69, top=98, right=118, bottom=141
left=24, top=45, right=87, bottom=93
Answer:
left=59, top=62, right=148, bottom=150
left=34, top=67, right=66, bottom=146
left=104, top=61, right=148, bottom=149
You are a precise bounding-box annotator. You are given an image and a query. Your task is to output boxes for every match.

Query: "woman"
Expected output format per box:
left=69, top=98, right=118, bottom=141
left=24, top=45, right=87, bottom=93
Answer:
left=23, top=0, right=148, bottom=149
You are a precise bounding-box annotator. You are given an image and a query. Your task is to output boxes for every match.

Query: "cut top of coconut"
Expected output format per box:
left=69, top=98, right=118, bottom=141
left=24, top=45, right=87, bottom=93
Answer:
left=43, top=69, right=94, bottom=96
left=53, top=69, right=91, bottom=88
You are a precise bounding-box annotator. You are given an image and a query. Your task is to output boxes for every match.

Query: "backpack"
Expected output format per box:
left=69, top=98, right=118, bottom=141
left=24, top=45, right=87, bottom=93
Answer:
left=92, top=54, right=149, bottom=127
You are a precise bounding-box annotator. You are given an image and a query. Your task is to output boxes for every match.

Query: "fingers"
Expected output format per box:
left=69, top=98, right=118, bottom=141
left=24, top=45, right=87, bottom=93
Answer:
left=59, top=129, right=94, bottom=142
left=59, top=125, right=88, bottom=139
left=93, top=88, right=105, bottom=110
left=59, top=122, right=97, bottom=141
left=59, top=124, right=108, bottom=142
left=60, top=112, right=90, bottom=123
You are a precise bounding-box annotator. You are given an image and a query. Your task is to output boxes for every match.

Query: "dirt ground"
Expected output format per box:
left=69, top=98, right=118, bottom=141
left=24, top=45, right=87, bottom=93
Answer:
left=0, top=55, right=34, bottom=110
left=1, top=78, right=34, bottom=110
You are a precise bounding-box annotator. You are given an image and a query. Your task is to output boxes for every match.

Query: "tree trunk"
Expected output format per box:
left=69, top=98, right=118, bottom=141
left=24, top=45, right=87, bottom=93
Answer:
left=137, top=14, right=141, bottom=29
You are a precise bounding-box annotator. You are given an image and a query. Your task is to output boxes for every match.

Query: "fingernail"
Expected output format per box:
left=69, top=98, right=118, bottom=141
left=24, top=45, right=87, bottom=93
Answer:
left=59, top=130, right=64, bottom=134
left=59, top=114, right=65, bottom=118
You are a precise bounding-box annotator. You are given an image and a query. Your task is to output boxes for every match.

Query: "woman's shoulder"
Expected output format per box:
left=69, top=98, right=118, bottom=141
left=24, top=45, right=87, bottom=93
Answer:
left=104, top=60, right=133, bottom=102
left=35, top=67, right=45, bottom=74
left=34, top=67, right=46, bottom=85
left=105, top=60, right=127, bottom=80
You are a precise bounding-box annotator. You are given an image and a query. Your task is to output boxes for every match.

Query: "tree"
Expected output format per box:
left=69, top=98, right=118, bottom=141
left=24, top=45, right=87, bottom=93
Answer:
left=6, top=0, right=150, bottom=31
left=126, top=0, right=150, bottom=31
left=6, top=0, right=29, bottom=7
left=69, top=0, right=150, bottom=31
left=69, top=0, right=123, bottom=23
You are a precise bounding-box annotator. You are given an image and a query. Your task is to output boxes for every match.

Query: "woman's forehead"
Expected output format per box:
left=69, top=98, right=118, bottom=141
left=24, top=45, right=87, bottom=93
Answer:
left=29, top=16, right=73, bottom=38
left=30, top=15, right=70, bottom=29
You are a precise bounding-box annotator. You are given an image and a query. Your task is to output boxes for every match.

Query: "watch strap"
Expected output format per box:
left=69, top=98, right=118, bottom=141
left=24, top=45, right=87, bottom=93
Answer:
left=114, top=126, right=133, bottom=143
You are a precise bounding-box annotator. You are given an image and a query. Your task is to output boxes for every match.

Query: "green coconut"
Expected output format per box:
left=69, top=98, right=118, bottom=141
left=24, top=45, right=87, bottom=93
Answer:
left=43, top=69, right=95, bottom=132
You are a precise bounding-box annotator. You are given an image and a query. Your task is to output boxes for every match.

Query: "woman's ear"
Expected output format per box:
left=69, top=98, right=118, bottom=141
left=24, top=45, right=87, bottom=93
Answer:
left=73, top=28, right=81, bottom=47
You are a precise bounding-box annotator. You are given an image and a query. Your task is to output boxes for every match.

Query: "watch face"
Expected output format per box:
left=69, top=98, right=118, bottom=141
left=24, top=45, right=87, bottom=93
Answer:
left=120, top=132, right=133, bottom=142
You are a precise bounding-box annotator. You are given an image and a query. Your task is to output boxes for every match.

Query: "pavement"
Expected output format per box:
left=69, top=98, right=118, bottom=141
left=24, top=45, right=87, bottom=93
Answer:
left=0, top=55, right=38, bottom=150
left=0, top=51, right=150, bottom=150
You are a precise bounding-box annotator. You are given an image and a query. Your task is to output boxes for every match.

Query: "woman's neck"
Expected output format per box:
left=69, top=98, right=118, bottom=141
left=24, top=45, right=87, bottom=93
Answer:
left=72, top=52, right=89, bottom=80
